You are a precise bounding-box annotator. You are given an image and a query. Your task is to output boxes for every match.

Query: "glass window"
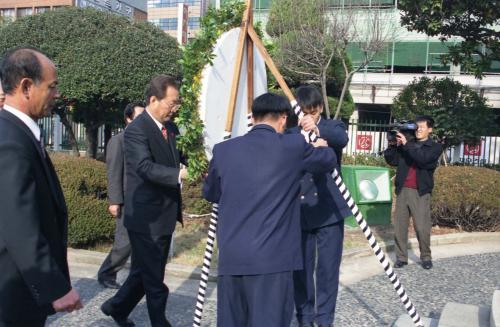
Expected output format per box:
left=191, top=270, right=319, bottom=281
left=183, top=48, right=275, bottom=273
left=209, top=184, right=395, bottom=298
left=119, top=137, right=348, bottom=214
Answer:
left=35, top=7, right=51, bottom=14
left=0, top=8, right=15, bottom=20
left=17, top=8, right=33, bottom=17
left=148, top=0, right=201, bottom=8
left=149, top=18, right=178, bottom=31
left=188, top=17, right=200, bottom=30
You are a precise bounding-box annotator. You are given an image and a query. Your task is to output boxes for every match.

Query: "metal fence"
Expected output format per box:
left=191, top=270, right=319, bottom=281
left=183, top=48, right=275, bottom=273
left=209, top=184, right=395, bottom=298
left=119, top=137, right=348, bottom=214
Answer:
left=38, top=115, right=500, bottom=166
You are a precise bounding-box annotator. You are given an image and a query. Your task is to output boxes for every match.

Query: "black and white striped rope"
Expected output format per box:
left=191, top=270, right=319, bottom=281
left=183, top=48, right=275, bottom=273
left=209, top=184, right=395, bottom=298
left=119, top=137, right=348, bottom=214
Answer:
left=193, top=115, right=254, bottom=327
left=291, top=100, right=424, bottom=327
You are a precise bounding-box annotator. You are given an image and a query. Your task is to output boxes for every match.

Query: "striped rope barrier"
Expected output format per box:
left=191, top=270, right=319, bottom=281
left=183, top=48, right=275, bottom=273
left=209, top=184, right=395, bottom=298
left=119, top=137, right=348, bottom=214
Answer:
left=291, top=101, right=424, bottom=327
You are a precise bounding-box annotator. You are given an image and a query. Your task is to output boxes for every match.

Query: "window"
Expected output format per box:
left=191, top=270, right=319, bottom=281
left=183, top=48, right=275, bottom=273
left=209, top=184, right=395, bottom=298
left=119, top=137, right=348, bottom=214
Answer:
left=188, top=17, right=200, bottom=30
left=148, top=0, right=201, bottom=8
left=17, top=8, right=33, bottom=17
left=150, top=18, right=178, bottom=30
left=35, top=7, right=51, bottom=14
left=0, top=8, right=15, bottom=20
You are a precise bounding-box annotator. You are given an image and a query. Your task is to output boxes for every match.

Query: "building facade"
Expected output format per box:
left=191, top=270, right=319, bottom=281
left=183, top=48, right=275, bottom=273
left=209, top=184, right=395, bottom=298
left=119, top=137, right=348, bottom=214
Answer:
left=147, top=0, right=208, bottom=40
left=0, top=0, right=147, bottom=21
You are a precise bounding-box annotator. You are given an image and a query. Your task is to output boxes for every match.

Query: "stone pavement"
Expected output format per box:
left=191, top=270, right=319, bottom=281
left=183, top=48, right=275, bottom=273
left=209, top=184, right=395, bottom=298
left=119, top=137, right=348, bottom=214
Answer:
left=47, top=233, right=500, bottom=327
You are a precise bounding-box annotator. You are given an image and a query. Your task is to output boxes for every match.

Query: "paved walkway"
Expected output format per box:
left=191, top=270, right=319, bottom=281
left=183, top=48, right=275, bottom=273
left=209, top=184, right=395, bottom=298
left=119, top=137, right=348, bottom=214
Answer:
left=46, top=233, right=500, bottom=327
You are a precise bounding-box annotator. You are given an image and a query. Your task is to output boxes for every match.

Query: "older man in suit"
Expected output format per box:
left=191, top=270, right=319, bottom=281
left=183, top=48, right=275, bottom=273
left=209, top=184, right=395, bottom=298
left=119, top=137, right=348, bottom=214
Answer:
left=97, top=102, right=145, bottom=289
left=101, top=75, right=187, bottom=327
left=288, top=86, right=351, bottom=327
left=0, top=47, right=82, bottom=327
left=203, top=93, right=337, bottom=327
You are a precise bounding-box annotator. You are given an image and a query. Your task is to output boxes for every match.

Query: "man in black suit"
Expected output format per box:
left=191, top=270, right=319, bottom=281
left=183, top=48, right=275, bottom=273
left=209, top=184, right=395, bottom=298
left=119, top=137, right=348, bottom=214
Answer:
left=98, top=102, right=145, bottom=289
left=101, top=75, right=186, bottom=327
left=0, top=47, right=83, bottom=327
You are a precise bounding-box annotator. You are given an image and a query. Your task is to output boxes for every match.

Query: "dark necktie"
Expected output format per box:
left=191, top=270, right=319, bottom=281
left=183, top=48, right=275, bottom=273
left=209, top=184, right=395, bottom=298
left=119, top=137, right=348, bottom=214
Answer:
left=161, top=126, right=168, bottom=141
left=39, top=135, right=46, bottom=158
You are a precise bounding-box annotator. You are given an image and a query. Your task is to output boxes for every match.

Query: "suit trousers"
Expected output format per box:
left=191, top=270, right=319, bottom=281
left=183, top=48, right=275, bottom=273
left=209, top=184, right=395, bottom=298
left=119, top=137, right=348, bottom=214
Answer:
left=294, top=220, right=344, bottom=326
left=107, top=231, right=172, bottom=327
left=217, top=271, right=294, bottom=327
left=394, top=187, right=432, bottom=262
left=98, top=214, right=131, bottom=282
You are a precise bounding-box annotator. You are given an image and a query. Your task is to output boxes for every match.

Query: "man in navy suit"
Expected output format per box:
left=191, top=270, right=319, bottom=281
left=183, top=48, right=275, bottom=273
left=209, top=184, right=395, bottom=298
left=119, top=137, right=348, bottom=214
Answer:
left=203, top=93, right=337, bottom=327
left=288, top=85, right=350, bottom=327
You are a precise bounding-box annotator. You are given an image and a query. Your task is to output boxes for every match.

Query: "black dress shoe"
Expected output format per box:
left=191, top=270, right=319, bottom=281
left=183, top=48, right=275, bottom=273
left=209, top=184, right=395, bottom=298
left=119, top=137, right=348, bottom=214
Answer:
left=98, top=279, right=121, bottom=289
left=394, top=260, right=408, bottom=268
left=422, top=260, right=433, bottom=269
left=101, top=300, right=135, bottom=327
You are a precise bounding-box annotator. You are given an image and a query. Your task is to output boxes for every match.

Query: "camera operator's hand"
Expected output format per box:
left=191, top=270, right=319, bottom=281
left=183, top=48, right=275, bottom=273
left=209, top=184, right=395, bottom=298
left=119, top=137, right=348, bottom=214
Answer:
left=299, top=115, right=320, bottom=136
left=179, top=166, right=188, bottom=181
left=396, top=132, right=407, bottom=146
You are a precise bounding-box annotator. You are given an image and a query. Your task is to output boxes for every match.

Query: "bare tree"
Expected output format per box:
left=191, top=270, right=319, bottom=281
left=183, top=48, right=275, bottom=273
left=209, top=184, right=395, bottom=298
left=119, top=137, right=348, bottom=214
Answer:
left=268, top=1, right=398, bottom=119
left=331, top=8, right=398, bottom=119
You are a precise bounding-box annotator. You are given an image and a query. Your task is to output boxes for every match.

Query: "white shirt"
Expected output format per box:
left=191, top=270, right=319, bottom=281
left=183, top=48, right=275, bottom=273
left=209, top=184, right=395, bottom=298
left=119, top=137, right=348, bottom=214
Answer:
left=146, top=108, right=164, bottom=131
left=3, top=104, right=41, bottom=141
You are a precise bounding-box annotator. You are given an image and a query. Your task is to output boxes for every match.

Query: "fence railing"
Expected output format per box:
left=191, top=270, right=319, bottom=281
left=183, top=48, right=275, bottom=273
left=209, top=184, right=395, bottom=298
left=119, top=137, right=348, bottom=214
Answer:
left=38, top=115, right=500, bottom=166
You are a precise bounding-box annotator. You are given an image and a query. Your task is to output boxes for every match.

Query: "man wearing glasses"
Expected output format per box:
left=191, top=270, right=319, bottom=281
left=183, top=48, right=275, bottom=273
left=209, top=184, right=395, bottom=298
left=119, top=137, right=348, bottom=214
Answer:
left=101, top=75, right=187, bottom=327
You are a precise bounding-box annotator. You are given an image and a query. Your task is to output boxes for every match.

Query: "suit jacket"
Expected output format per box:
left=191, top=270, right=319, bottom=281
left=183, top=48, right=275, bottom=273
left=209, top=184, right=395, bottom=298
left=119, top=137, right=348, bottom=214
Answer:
left=288, top=118, right=351, bottom=230
left=106, top=131, right=125, bottom=217
left=203, top=124, right=337, bottom=276
left=123, top=112, right=182, bottom=236
left=0, top=110, right=71, bottom=322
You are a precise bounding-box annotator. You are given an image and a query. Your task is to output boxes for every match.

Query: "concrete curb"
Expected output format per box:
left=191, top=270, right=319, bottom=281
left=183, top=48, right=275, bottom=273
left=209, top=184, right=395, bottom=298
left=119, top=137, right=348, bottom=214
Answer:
left=68, top=232, right=500, bottom=282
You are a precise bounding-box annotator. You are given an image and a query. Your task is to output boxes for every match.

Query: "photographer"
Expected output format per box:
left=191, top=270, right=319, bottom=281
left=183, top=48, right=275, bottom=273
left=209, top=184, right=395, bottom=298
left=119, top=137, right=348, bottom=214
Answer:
left=384, top=115, right=442, bottom=270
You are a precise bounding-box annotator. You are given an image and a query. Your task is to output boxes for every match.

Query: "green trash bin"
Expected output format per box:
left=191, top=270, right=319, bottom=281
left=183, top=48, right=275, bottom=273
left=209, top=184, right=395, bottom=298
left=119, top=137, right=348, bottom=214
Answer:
left=340, top=165, right=392, bottom=227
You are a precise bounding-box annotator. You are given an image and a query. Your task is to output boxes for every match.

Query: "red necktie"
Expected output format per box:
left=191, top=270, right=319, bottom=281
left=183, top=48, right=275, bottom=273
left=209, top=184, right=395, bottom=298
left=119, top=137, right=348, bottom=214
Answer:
left=161, top=126, right=168, bottom=141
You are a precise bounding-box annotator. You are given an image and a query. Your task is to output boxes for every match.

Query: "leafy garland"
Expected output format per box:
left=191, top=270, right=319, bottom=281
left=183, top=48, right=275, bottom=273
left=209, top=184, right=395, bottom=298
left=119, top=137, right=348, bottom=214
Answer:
left=176, top=0, right=247, bottom=181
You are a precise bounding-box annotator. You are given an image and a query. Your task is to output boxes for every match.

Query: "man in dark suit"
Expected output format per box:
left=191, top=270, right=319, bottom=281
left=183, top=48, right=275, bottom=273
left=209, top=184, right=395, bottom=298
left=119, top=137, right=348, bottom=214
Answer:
left=0, top=47, right=82, bottom=327
left=288, top=86, right=351, bottom=327
left=203, top=93, right=337, bottom=327
left=98, top=102, right=145, bottom=289
left=101, top=75, right=186, bottom=327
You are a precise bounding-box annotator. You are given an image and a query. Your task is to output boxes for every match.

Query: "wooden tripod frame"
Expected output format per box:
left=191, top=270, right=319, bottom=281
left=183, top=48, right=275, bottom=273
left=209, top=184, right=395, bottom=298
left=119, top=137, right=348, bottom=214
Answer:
left=224, top=0, right=296, bottom=136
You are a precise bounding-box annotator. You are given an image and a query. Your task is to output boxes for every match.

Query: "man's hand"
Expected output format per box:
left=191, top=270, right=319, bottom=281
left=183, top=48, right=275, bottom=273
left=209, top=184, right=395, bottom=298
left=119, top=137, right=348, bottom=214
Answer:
left=396, top=132, right=407, bottom=146
left=52, top=288, right=83, bottom=313
left=299, top=115, right=320, bottom=136
left=179, top=166, right=188, bottom=180
left=108, top=205, right=121, bottom=218
left=312, top=138, right=328, bottom=148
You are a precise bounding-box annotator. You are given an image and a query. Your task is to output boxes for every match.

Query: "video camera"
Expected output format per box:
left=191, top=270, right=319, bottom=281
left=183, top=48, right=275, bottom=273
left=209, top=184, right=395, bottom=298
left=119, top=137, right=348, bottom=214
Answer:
left=387, top=120, right=417, bottom=144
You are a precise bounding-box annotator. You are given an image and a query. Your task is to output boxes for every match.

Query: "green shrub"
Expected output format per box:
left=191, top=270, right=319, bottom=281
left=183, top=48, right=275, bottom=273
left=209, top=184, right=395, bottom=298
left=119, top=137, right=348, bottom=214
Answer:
left=342, top=154, right=396, bottom=177
left=432, top=166, right=500, bottom=231
left=50, top=153, right=115, bottom=247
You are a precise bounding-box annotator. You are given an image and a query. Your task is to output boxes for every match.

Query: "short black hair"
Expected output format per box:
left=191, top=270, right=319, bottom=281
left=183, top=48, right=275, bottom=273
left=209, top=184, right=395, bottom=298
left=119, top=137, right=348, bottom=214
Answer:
left=144, top=75, right=178, bottom=105
left=252, top=93, right=291, bottom=120
left=415, top=115, right=435, bottom=128
left=0, top=47, right=45, bottom=95
left=295, top=85, right=323, bottom=111
left=124, top=101, right=144, bottom=122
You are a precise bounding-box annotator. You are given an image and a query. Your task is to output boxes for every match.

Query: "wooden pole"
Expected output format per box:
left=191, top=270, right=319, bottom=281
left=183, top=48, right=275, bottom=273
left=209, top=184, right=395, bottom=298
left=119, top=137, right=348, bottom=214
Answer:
left=247, top=25, right=295, bottom=102
left=246, top=2, right=254, bottom=114
left=225, top=0, right=253, bottom=134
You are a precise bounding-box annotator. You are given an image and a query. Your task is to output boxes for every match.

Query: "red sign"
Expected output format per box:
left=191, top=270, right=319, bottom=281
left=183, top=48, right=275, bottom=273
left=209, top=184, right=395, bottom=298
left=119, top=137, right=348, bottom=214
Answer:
left=356, top=135, right=373, bottom=151
left=464, top=143, right=482, bottom=156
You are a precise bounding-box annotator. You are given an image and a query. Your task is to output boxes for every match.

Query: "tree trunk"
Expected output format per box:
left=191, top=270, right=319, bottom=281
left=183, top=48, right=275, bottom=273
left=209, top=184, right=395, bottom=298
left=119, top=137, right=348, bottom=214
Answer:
left=57, top=111, right=80, bottom=157
left=335, top=69, right=355, bottom=120
left=320, top=70, right=331, bottom=119
left=104, top=124, right=113, bottom=157
left=85, top=125, right=99, bottom=159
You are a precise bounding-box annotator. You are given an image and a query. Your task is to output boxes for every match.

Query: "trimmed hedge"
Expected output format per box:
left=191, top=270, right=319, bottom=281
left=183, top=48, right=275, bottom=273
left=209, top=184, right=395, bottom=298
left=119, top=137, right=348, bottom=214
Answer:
left=50, top=153, right=114, bottom=247
left=432, top=166, right=500, bottom=231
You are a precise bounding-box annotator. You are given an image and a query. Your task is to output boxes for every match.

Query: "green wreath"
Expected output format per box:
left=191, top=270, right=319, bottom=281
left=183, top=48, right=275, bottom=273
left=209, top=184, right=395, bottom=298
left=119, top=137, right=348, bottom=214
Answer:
left=176, top=0, right=247, bottom=181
